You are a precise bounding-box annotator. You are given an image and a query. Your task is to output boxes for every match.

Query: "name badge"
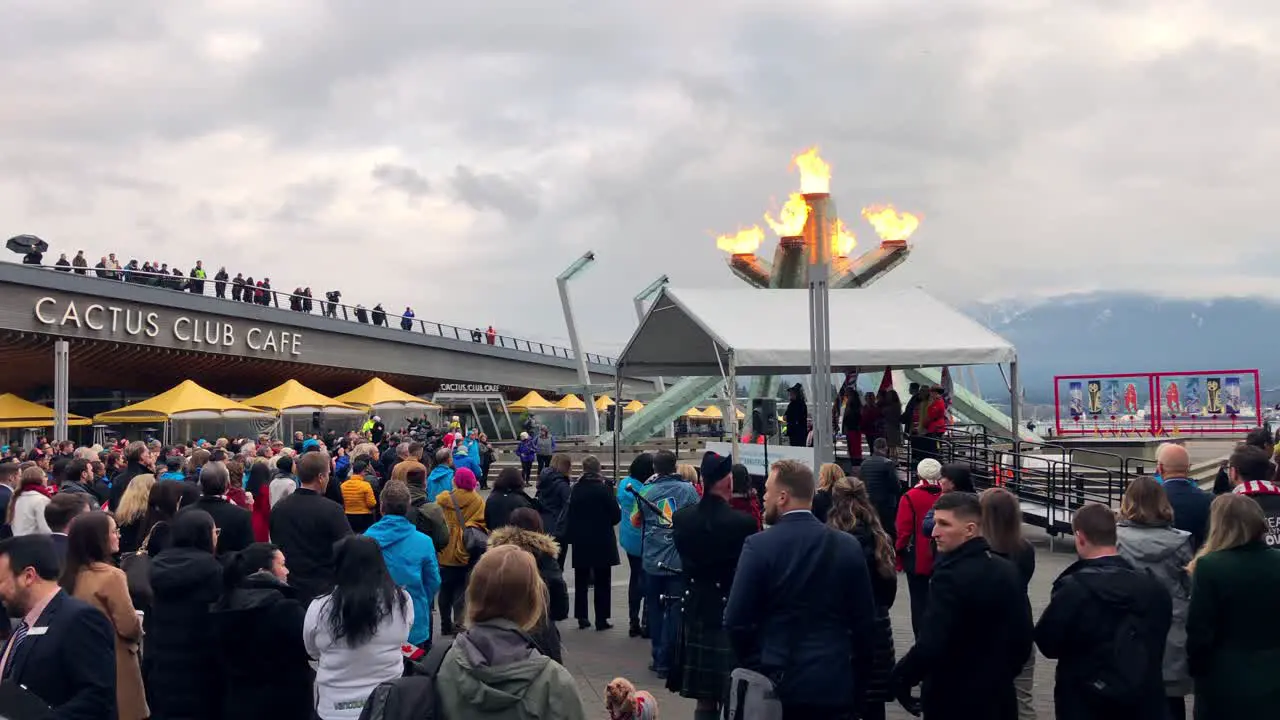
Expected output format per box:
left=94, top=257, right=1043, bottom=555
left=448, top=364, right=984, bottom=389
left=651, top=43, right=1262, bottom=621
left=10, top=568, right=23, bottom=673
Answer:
left=26, top=627, right=48, bottom=637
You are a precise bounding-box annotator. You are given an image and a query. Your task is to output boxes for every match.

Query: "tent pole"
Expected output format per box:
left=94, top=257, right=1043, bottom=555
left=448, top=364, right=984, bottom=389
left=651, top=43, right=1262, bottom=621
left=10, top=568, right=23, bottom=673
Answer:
left=613, top=363, right=623, bottom=479
left=728, top=351, right=739, bottom=465
left=1009, top=359, right=1022, bottom=450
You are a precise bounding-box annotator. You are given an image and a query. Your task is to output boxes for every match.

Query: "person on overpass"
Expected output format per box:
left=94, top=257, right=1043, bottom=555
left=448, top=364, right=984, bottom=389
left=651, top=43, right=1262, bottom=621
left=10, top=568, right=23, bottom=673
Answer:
left=189, top=260, right=206, bottom=294
left=213, top=266, right=228, bottom=298
left=400, top=307, right=415, bottom=331
left=486, top=326, right=497, bottom=345
left=371, top=304, right=387, bottom=327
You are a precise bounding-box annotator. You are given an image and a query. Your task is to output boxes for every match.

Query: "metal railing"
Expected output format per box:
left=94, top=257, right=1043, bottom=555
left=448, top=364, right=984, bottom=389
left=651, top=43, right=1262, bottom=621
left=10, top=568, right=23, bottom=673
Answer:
left=873, top=425, right=1144, bottom=534
left=927, top=432, right=1140, bottom=534
left=21, top=263, right=617, bottom=365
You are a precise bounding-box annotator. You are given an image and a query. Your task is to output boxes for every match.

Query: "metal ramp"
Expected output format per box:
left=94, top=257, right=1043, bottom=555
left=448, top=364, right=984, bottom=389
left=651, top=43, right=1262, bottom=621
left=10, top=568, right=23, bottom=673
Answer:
left=932, top=428, right=1143, bottom=534
left=599, top=376, right=723, bottom=445
left=903, top=367, right=1042, bottom=443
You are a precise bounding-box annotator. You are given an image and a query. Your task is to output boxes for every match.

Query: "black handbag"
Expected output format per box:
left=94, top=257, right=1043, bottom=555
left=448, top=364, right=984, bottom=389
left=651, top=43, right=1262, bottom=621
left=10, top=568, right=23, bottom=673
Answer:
left=120, top=521, right=165, bottom=610
left=448, top=492, right=489, bottom=558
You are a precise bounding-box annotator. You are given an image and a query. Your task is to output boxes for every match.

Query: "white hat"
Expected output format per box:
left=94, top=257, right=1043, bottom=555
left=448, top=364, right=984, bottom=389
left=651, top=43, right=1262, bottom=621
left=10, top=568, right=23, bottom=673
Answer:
left=372, top=415, right=381, bottom=422
left=916, top=458, right=943, bottom=482
left=520, top=431, right=530, bottom=440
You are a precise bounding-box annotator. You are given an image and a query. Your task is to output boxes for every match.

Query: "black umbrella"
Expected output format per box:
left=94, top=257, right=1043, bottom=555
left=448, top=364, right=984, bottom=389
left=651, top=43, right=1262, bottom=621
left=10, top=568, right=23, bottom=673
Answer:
left=6, top=234, right=49, bottom=255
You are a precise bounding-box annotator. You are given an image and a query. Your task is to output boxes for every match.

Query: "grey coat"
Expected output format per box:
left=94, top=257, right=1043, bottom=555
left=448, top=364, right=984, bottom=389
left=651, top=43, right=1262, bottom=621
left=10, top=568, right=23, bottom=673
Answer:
left=1117, top=520, right=1194, bottom=696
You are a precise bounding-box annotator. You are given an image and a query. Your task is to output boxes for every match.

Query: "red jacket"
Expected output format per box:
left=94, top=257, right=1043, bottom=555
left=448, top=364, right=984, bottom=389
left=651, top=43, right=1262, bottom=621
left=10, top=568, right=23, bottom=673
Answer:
left=923, top=398, right=949, bottom=434
left=895, top=482, right=942, bottom=575
left=729, top=494, right=763, bottom=531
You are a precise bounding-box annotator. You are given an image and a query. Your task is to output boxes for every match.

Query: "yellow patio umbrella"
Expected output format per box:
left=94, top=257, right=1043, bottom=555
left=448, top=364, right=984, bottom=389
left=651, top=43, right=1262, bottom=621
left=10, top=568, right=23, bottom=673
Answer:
left=594, top=395, right=615, bottom=411
left=556, top=394, right=587, bottom=411
left=623, top=400, right=644, bottom=413
left=701, top=405, right=723, bottom=419
left=93, top=380, right=273, bottom=422
left=242, top=379, right=365, bottom=415
left=508, top=391, right=557, bottom=412
left=684, top=407, right=706, bottom=419
left=334, top=377, right=438, bottom=410
left=0, top=393, right=91, bottom=428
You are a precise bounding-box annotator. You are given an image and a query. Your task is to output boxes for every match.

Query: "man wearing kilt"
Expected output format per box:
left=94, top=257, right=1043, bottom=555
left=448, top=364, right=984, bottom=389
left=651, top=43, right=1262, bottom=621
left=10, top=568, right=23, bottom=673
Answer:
left=669, top=452, right=759, bottom=720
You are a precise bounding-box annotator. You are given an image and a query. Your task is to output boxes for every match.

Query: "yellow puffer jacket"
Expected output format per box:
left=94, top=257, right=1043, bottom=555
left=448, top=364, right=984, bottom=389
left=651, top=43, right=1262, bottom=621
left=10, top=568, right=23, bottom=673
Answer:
left=437, top=488, right=486, bottom=567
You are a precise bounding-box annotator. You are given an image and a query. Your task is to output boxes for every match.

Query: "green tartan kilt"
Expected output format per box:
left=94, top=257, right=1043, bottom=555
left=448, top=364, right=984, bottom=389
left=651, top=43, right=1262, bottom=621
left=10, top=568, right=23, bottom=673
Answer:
left=666, top=584, right=735, bottom=702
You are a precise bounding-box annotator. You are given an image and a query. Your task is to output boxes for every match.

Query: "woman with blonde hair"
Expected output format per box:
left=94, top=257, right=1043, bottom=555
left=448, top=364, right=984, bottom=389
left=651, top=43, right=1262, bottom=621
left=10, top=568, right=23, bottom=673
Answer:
left=826, top=477, right=896, bottom=720
left=1116, top=477, right=1193, bottom=719
left=813, top=462, right=845, bottom=523
left=436, top=545, right=588, bottom=720
left=116, top=472, right=157, bottom=554
left=1186, top=494, right=1280, bottom=719
left=677, top=463, right=703, bottom=496
left=981, top=488, right=1037, bottom=720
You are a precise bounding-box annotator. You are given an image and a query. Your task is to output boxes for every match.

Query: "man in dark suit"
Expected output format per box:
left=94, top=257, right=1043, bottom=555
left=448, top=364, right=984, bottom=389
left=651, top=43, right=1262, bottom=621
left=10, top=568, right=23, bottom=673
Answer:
left=44, top=493, right=92, bottom=565
left=1158, top=443, right=1211, bottom=550
left=270, top=451, right=353, bottom=603
left=0, top=534, right=115, bottom=719
left=177, top=461, right=253, bottom=555
left=892, top=491, right=1034, bottom=719
left=724, top=459, right=875, bottom=719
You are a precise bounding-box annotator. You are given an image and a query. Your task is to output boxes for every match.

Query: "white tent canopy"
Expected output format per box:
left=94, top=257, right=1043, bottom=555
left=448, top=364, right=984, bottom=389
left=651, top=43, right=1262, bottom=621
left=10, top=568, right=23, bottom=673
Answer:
left=617, top=287, right=1017, bottom=376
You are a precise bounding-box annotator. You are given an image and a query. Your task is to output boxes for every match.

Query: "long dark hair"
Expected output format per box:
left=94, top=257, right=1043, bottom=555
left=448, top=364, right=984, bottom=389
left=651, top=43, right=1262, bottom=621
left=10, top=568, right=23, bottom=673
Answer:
left=327, top=535, right=406, bottom=647
left=59, top=512, right=113, bottom=594
left=140, top=481, right=184, bottom=541
left=826, top=478, right=896, bottom=578
left=245, top=461, right=272, bottom=496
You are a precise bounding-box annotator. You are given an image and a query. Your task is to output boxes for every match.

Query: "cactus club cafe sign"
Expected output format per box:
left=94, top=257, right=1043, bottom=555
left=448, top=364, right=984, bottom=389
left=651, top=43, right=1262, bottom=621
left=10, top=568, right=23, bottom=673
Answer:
left=33, top=296, right=303, bottom=357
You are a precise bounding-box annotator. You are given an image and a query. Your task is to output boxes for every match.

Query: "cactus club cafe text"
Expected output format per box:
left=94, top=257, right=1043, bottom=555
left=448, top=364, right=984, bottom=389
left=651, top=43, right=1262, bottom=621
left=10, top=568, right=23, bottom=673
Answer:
left=34, top=296, right=303, bottom=357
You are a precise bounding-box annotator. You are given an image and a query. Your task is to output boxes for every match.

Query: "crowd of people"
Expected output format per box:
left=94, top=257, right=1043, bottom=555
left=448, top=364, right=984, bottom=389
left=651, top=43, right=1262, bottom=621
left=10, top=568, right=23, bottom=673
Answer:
left=0, top=419, right=1278, bottom=719
left=20, top=250, right=503, bottom=343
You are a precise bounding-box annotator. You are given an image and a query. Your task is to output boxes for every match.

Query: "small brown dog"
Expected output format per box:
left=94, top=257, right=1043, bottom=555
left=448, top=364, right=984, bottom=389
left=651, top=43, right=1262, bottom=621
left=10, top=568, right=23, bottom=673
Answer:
left=605, top=676, right=659, bottom=720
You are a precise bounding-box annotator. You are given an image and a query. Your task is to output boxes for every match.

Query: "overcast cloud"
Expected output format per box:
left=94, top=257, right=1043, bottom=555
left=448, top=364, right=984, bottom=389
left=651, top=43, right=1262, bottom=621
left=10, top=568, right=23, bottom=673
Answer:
left=3, top=0, right=1277, bottom=354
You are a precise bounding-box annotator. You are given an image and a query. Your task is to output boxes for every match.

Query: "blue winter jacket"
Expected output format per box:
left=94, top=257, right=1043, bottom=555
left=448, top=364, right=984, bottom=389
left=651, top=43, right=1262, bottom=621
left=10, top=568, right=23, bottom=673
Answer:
left=333, top=454, right=351, bottom=481
left=364, top=514, right=441, bottom=645
left=464, top=438, right=481, bottom=463
left=616, top=475, right=646, bottom=557
left=426, top=465, right=454, bottom=501
left=631, top=474, right=701, bottom=576
left=453, top=451, right=482, bottom=479
left=158, top=471, right=185, bottom=482
left=516, top=439, right=536, bottom=463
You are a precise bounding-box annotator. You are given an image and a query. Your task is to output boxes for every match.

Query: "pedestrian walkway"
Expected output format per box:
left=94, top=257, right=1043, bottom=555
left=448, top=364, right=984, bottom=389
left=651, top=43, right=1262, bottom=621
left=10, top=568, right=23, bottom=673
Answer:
left=558, top=526, right=1076, bottom=719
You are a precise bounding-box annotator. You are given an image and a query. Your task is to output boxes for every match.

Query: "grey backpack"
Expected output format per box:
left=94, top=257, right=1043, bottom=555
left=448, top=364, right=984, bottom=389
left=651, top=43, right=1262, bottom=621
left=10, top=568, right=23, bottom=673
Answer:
left=724, top=667, right=783, bottom=720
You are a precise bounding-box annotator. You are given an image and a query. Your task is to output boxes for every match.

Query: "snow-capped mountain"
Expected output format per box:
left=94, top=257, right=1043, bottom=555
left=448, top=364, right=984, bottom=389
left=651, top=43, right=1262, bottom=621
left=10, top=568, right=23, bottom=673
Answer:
left=966, top=293, right=1280, bottom=403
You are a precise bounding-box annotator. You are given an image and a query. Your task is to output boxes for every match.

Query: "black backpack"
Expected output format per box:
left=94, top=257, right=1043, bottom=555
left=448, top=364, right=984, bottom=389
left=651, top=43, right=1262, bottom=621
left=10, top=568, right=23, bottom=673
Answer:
left=407, top=498, right=450, bottom=552
left=358, top=640, right=452, bottom=720
left=1080, top=575, right=1150, bottom=705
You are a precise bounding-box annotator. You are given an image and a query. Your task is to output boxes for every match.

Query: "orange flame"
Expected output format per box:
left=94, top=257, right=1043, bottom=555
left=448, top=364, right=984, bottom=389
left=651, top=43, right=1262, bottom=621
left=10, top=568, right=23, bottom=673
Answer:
left=861, top=204, right=921, bottom=242
left=764, top=193, right=809, bottom=237
left=833, top=219, right=857, bottom=257
left=791, top=147, right=831, bottom=195
left=715, top=226, right=764, bottom=255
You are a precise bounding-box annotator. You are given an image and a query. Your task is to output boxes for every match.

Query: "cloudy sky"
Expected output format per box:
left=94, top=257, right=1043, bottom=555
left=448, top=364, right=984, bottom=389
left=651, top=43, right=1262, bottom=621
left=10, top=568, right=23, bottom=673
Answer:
left=3, top=0, right=1276, bottom=354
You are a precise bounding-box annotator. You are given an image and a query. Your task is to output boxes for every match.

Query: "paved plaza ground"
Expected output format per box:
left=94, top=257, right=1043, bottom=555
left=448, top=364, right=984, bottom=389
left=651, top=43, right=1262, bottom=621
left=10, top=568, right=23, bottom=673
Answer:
left=556, top=526, right=1078, bottom=720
